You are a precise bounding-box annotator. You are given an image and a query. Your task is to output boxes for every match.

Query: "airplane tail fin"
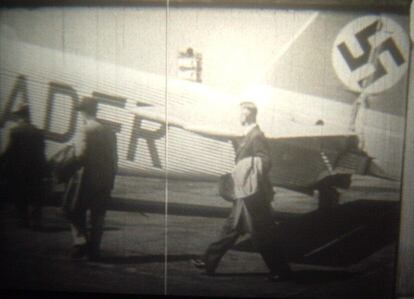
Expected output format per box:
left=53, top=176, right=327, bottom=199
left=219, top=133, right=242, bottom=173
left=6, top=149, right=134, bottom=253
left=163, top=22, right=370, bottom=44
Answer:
left=263, top=11, right=409, bottom=116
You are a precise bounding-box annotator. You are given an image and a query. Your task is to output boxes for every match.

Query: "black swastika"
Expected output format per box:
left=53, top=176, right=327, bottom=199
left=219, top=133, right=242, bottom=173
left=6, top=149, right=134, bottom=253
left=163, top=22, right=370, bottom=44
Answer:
left=337, top=20, right=405, bottom=88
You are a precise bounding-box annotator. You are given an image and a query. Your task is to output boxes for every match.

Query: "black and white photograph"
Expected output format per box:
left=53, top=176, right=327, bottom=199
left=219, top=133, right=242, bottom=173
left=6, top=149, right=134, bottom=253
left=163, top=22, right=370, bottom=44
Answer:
left=0, top=0, right=413, bottom=298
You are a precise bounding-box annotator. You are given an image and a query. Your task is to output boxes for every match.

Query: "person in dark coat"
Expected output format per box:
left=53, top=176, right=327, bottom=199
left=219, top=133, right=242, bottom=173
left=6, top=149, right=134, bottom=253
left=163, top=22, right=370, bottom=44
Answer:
left=67, top=97, right=118, bottom=261
left=192, top=102, right=292, bottom=281
left=0, top=103, right=48, bottom=229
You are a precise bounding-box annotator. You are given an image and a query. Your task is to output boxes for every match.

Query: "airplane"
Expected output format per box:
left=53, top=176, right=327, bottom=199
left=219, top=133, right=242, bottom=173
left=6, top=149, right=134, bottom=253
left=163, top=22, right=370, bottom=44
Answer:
left=0, top=10, right=410, bottom=210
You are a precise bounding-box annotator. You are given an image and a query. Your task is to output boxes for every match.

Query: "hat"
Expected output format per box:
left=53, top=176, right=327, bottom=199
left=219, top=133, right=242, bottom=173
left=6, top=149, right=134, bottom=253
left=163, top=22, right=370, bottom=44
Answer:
left=12, top=102, right=30, bottom=118
left=75, top=97, right=98, bottom=115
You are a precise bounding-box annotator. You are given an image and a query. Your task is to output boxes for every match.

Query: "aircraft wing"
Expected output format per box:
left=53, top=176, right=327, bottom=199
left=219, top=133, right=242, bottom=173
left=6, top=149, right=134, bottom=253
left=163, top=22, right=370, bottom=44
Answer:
left=129, top=106, right=387, bottom=193
left=82, top=102, right=381, bottom=193
left=129, top=106, right=241, bottom=139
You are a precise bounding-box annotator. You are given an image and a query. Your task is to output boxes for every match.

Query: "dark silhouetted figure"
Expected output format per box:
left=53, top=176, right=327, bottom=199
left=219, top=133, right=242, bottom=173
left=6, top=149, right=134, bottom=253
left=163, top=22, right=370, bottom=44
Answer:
left=0, top=103, right=48, bottom=229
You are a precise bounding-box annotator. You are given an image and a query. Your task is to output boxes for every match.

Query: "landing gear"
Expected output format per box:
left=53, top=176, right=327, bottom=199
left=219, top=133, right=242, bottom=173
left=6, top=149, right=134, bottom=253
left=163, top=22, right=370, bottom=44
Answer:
left=313, top=174, right=351, bottom=212
left=316, top=185, right=340, bottom=212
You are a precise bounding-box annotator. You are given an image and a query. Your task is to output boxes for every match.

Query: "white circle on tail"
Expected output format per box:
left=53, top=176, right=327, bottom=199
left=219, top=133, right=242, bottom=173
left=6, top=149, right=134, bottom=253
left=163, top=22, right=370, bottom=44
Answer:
left=332, top=16, right=409, bottom=94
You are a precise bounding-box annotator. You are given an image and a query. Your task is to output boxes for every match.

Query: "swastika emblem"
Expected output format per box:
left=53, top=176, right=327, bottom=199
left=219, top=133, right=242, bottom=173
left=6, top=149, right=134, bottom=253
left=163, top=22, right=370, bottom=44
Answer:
left=332, top=16, right=409, bottom=94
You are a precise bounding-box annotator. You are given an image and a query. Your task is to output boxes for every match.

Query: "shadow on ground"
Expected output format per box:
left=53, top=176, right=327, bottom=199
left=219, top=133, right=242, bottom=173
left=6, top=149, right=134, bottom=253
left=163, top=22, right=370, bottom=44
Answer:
left=98, top=254, right=197, bottom=265
left=291, top=269, right=356, bottom=284
left=45, top=193, right=231, bottom=218
left=45, top=192, right=400, bottom=268
left=234, top=199, right=400, bottom=267
left=201, top=269, right=355, bottom=284
left=33, top=226, right=120, bottom=233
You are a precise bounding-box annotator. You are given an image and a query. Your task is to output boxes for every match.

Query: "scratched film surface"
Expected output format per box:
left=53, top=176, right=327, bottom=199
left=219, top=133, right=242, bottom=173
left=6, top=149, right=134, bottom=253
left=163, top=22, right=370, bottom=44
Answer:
left=0, top=5, right=410, bottom=297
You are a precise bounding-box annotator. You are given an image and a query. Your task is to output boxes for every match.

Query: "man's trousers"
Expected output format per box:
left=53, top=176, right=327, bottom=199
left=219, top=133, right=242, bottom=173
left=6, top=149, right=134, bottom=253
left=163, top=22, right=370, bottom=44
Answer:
left=70, top=190, right=109, bottom=255
left=13, top=184, right=44, bottom=228
left=203, top=194, right=291, bottom=276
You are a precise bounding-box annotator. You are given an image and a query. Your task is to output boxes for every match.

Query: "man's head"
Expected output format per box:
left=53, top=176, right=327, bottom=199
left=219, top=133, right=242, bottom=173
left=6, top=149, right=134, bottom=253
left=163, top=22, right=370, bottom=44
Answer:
left=239, top=101, right=257, bottom=126
left=75, top=97, right=98, bottom=119
left=12, top=102, right=30, bottom=122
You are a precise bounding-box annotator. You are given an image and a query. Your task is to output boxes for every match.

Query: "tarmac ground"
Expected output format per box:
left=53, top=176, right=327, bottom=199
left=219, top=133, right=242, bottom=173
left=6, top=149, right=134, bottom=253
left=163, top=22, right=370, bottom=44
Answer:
left=0, top=175, right=401, bottom=298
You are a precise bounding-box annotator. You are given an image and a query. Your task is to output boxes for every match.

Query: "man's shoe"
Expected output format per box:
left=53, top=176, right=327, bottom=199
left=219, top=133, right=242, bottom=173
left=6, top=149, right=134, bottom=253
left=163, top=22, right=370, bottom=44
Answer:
left=191, top=258, right=216, bottom=276
left=70, top=244, right=88, bottom=259
left=266, top=272, right=292, bottom=282
left=191, top=258, right=206, bottom=269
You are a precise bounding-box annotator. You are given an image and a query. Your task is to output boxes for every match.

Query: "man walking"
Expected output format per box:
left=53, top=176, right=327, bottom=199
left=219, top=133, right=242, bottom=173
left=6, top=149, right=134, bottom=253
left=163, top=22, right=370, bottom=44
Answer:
left=68, top=97, right=118, bottom=261
left=192, top=102, right=292, bottom=281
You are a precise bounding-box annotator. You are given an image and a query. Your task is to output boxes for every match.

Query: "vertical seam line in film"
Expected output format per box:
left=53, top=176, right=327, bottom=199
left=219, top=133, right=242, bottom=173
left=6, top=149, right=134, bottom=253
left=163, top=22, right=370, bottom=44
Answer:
left=164, top=0, right=170, bottom=295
